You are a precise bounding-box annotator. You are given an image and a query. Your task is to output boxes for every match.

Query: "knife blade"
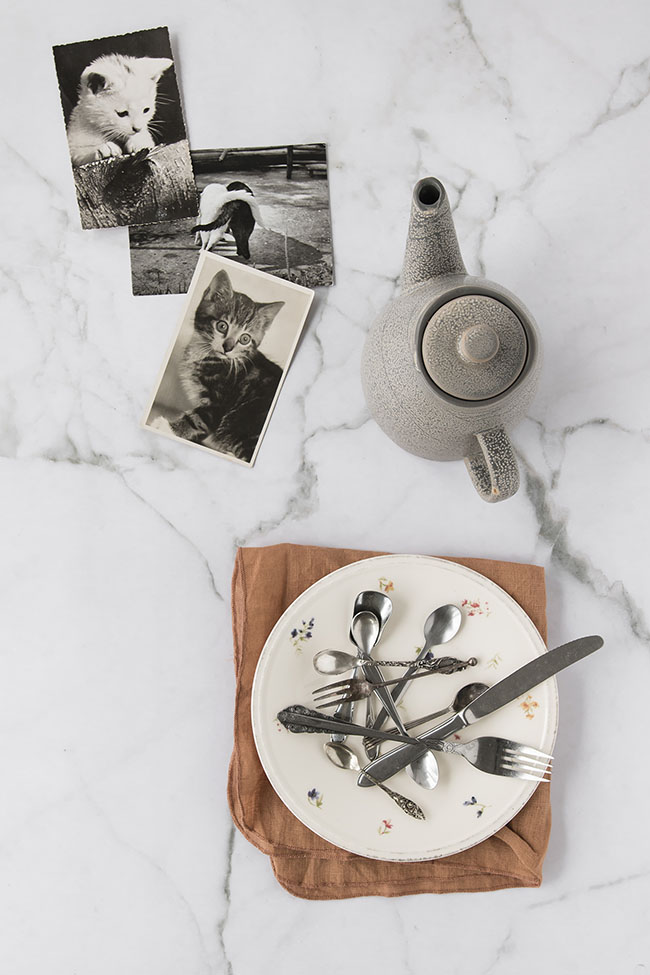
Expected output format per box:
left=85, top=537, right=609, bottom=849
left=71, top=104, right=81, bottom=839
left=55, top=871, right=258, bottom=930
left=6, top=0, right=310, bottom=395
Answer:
left=357, top=635, right=603, bottom=787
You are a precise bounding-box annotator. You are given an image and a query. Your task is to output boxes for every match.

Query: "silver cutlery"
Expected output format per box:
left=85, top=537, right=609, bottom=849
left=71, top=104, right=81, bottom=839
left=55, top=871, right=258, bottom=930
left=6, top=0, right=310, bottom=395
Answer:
left=349, top=611, right=440, bottom=788
left=329, top=591, right=391, bottom=747
left=313, top=656, right=479, bottom=707
left=369, top=604, right=462, bottom=733
left=313, top=648, right=475, bottom=675
left=323, top=742, right=426, bottom=819
left=357, top=635, right=604, bottom=788
left=278, top=705, right=552, bottom=782
left=361, top=680, right=489, bottom=755
left=350, top=592, right=393, bottom=761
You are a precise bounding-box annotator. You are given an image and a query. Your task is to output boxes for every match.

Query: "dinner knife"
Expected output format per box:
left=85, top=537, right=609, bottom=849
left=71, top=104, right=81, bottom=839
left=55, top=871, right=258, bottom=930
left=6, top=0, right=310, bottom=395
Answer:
left=357, top=634, right=604, bottom=787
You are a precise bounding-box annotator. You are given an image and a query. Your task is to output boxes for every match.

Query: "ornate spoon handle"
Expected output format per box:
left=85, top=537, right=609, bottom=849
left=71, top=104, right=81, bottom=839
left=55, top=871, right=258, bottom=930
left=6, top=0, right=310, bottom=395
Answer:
left=363, top=771, right=425, bottom=820
left=375, top=655, right=477, bottom=672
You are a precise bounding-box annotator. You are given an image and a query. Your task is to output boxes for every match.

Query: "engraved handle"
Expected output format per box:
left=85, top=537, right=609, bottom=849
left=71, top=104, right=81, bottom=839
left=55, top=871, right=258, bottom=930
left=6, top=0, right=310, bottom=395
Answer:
left=367, top=773, right=425, bottom=820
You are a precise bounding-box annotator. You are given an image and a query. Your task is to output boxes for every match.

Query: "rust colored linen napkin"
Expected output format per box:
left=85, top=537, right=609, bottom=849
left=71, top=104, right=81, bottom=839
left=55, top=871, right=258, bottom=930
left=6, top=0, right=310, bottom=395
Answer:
left=227, top=543, right=551, bottom=899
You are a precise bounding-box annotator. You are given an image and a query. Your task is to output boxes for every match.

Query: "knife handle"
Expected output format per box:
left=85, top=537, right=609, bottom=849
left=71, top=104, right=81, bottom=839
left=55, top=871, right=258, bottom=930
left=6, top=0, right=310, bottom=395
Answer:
left=277, top=705, right=422, bottom=747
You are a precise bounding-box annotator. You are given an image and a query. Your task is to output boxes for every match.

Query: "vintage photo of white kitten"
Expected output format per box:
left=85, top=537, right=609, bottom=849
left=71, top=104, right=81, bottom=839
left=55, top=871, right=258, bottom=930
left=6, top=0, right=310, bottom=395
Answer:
left=53, top=27, right=197, bottom=229
left=143, top=253, right=314, bottom=466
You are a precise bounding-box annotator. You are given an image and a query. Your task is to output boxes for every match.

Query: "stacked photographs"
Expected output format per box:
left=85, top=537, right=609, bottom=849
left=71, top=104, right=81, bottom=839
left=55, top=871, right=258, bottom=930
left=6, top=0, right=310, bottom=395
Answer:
left=53, top=27, right=329, bottom=464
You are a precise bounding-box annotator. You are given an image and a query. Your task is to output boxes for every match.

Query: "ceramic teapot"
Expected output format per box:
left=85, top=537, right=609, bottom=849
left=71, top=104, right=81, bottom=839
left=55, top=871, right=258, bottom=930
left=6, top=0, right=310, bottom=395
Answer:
left=361, top=177, right=541, bottom=503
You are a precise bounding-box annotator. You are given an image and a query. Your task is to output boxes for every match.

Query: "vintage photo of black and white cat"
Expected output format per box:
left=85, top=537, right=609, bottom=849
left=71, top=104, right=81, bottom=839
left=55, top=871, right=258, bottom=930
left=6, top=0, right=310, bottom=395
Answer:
left=144, top=253, right=314, bottom=465
left=129, top=144, right=333, bottom=295
left=53, top=27, right=196, bottom=229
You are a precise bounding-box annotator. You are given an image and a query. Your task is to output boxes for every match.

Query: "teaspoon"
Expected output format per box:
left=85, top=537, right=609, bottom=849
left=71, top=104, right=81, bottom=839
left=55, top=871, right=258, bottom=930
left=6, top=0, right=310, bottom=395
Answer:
left=369, top=603, right=462, bottom=735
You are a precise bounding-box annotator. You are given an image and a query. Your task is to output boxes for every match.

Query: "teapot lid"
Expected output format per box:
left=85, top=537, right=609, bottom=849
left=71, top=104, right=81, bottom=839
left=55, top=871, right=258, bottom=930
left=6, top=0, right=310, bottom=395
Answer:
left=421, top=295, right=527, bottom=401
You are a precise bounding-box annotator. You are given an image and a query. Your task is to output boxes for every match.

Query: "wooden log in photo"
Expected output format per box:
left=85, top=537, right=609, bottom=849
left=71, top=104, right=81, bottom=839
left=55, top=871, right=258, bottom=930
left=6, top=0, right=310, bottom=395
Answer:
left=73, top=141, right=198, bottom=230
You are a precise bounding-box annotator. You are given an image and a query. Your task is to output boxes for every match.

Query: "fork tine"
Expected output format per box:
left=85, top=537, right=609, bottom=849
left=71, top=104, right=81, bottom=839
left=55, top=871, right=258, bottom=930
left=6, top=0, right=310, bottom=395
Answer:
left=312, top=677, right=355, bottom=693
left=501, top=758, right=553, bottom=778
left=498, top=739, right=554, bottom=762
left=316, top=694, right=354, bottom=709
left=496, top=765, right=552, bottom=782
left=312, top=677, right=350, bottom=694
left=312, top=686, right=352, bottom=702
left=313, top=689, right=350, bottom=705
left=501, top=749, right=553, bottom=771
left=513, top=771, right=551, bottom=783
left=511, top=746, right=554, bottom=762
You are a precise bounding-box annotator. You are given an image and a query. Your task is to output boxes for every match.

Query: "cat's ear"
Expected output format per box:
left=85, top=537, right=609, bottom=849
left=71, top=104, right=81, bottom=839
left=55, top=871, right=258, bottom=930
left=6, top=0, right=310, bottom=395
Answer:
left=255, top=301, right=285, bottom=331
left=139, top=57, right=174, bottom=81
left=85, top=71, right=111, bottom=95
left=205, top=270, right=234, bottom=302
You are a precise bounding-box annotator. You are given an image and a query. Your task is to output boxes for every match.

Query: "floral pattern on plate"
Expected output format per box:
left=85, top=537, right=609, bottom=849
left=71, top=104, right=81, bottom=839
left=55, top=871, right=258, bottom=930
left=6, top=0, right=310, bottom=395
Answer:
left=519, top=694, right=540, bottom=719
left=307, top=788, right=324, bottom=808
left=463, top=796, right=488, bottom=818
left=461, top=598, right=491, bottom=617
left=290, top=617, right=315, bottom=651
left=378, top=818, right=393, bottom=835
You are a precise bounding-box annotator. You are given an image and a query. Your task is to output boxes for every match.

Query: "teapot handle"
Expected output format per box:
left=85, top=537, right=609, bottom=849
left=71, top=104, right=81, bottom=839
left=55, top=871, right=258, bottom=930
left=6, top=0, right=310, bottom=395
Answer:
left=464, top=428, right=520, bottom=503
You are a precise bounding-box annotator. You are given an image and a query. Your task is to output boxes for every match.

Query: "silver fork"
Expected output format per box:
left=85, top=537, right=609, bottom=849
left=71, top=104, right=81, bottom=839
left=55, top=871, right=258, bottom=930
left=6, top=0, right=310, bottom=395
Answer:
left=278, top=706, right=552, bottom=782
left=312, top=663, right=477, bottom=708
left=426, top=736, right=552, bottom=782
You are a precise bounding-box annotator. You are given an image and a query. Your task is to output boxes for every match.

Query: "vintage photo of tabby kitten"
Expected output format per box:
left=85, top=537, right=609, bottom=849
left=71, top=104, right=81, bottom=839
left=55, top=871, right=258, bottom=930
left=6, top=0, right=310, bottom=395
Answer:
left=53, top=27, right=197, bottom=229
left=144, top=254, right=314, bottom=465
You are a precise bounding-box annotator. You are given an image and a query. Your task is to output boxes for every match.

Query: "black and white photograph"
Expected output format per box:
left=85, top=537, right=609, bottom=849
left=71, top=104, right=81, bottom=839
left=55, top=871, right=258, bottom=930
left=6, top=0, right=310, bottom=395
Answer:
left=53, top=27, right=197, bottom=229
left=144, top=252, right=313, bottom=466
left=129, top=143, right=333, bottom=294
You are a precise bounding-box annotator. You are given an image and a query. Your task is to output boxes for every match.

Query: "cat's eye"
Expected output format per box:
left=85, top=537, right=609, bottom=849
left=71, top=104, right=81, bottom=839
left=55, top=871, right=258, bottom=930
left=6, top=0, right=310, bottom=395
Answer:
left=143, top=107, right=151, bottom=114
left=215, top=320, right=228, bottom=334
left=239, top=334, right=251, bottom=345
left=116, top=110, right=129, bottom=118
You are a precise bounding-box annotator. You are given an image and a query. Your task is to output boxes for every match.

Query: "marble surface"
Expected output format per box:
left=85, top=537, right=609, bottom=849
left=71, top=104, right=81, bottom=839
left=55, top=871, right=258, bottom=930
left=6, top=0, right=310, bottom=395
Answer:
left=1, top=0, right=649, bottom=971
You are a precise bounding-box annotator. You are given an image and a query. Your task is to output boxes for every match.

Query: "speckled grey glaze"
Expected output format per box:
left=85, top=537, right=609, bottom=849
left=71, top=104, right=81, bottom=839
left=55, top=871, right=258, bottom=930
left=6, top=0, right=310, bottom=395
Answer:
left=360, top=177, right=542, bottom=503
left=421, top=296, right=528, bottom=401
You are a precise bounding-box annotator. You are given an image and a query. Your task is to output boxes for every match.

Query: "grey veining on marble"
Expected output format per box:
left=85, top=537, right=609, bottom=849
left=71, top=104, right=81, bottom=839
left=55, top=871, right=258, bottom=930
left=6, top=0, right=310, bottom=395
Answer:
left=1, top=0, right=650, bottom=973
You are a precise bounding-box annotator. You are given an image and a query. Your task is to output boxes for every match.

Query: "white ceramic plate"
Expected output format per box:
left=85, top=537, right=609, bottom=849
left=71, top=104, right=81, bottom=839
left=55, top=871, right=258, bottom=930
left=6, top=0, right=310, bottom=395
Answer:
left=251, top=555, right=557, bottom=861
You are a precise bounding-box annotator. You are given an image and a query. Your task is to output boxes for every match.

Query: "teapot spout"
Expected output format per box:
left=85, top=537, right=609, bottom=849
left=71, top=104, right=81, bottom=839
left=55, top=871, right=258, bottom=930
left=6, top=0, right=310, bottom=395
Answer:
left=401, top=177, right=466, bottom=292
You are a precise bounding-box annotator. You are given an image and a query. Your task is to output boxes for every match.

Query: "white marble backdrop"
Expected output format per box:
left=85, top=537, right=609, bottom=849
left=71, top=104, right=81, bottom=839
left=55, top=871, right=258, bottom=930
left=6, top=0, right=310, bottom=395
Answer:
left=1, top=0, right=649, bottom=972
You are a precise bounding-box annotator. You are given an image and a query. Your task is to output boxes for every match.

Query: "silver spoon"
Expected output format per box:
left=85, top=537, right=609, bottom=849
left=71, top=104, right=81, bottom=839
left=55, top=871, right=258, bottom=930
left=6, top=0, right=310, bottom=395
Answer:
left=329, top=609, right=381, bottom=745
left=329, top=591, right=392, bottom=750
left=369, top=603, right=463, bottom=735
left=402, top=681, right=489, bottom=731
left=350, top=592, right=392, bottom=761
left=323, top=741, right=425, bottom=820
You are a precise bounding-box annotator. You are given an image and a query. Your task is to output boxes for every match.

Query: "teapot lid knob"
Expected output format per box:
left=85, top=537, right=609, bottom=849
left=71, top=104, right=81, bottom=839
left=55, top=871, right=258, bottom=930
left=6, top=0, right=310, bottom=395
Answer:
left=420, top=295, right=528, bottom=401
left=458, top=324, right=500, bottom=364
